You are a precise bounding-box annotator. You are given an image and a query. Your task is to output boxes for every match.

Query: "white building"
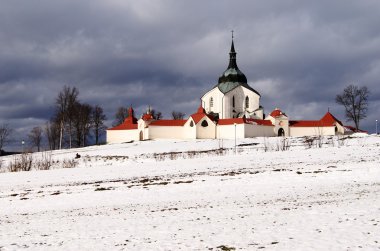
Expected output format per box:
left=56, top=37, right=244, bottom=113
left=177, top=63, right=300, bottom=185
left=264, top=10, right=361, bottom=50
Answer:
left=107, top=39, right=358, bottom=143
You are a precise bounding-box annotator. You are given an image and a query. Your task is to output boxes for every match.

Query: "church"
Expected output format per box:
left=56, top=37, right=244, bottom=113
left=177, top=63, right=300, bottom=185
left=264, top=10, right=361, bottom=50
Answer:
left=107, top=38, right=353, bottom=143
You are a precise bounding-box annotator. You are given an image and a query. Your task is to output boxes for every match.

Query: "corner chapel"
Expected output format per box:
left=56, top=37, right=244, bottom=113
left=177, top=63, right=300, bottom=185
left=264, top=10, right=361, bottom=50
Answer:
left=107, top=37, right=357, bottom=143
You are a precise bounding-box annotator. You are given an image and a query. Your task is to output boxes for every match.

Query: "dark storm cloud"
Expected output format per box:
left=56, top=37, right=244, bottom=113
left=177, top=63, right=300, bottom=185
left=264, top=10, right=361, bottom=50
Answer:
left=1, top=0, right=380, bottom=149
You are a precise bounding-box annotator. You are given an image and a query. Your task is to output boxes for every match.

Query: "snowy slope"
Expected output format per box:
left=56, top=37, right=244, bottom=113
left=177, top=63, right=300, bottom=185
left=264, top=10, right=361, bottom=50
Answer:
left=0, top=135, right=379, bottom=250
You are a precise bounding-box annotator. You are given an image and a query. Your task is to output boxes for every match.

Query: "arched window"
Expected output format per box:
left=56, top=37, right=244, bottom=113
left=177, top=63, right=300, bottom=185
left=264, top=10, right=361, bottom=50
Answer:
left=201, top=120, right=208, bottom=127
left=210, top=97, right=214, bottom=108
left=190, top=121, right=194, bottom=127
left=245, top=96, right=249, bottom=109
left=232, top=96, right=235, bottom=108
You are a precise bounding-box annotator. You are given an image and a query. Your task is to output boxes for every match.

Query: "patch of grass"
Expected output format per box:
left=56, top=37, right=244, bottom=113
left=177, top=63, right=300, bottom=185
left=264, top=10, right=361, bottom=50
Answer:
left=217, top=245, right=236, bottom=251
left=95, top=187, right=112, bottom=191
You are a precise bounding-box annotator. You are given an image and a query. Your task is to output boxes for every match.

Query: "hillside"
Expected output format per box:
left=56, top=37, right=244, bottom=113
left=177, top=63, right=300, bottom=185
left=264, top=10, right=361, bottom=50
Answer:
left=1, top=135, right=379, bottom=250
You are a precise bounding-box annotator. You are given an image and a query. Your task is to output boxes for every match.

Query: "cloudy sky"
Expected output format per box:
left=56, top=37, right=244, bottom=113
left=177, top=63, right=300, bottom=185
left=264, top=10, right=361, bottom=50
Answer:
left=1, top=0, right=380, bottom=148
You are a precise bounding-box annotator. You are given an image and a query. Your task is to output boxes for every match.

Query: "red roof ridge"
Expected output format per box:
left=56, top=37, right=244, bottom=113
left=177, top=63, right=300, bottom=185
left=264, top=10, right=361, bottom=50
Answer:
left=217, top=118, right=246, bottom=125
left=108, top=123, right=138, bottom=130
left=149, top=120, right=187, bottom=126
left=320, top=112, right=342, bottom=126
left=245, top=118, right=274, bottom=126
left=190, top=104, right=215, bottom=124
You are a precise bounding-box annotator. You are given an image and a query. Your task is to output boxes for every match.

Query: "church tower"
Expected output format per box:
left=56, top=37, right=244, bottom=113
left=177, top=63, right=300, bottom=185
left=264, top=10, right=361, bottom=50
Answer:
left=201, top=35, right=263, bottom=119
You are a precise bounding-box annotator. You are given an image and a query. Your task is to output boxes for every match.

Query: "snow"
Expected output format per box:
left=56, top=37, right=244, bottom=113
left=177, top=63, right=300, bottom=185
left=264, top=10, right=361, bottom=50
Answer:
left=1, top=135, right=380, bottom=250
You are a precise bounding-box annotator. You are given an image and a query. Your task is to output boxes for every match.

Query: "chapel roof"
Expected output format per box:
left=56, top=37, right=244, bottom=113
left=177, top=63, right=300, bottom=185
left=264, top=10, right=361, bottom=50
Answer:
left=215, top=38, right=260, bottom=96
left=190, top=104, right=215, bottom=124
left=269, top=108, right=287, bottom=118
left=289, top=112, right=343, bottom=127
left=108, top=106, right=138, bottom=130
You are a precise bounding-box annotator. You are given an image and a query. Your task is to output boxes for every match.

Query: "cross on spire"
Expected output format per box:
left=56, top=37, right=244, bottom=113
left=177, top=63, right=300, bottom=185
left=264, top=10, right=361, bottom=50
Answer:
left=231, top=30, right=234, bottom=40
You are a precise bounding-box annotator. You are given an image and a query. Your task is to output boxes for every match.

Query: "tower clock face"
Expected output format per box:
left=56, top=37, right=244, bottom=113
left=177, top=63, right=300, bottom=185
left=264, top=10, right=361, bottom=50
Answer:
left=279, top=121, right=284, bottom=126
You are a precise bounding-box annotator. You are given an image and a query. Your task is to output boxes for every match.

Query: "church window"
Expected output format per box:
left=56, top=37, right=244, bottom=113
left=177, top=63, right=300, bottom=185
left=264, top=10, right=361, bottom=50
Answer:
left=210, top=97, right=214, bottom=108
left=201, top=120, right=208, bottom=127
left=232, top=96, right=235, bottom=108
left=245, top=96, right=249, bottom=108
left=190, top=121, right=194, bottom=127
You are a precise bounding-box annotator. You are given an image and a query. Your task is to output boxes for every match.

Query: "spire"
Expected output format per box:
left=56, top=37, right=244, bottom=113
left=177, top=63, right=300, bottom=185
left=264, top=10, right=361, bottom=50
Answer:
left=215, top=32, right=260, bottom=96
left=228, top=32, right=237, bottom=69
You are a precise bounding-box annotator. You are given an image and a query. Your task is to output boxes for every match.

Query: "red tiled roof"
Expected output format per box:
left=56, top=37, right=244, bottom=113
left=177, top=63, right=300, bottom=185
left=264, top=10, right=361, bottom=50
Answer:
left=142, top=113, right=153, bottom=121
left=217, top=118, right=246, bottom=125
left=289, top=120, right=327, bottom=127
left=108, top=123, right=138, bottom=130
left=289, top=112, right=343, bottom=127
left=190, top=105, right=215, bottom=124
left=344, top=126, right=368, bottom=133
left=149, top=120, right=187, bottom=126
left=246, top=118, right=274, bottom=126
left=107, top=106, right=138, bottom=130
left=320, top=112, right=342, bottom=126
left=270, top=108, right=286, bottom=118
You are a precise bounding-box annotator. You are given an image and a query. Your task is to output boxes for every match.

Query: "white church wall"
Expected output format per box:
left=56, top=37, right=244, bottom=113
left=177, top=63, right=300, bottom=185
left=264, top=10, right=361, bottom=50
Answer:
left=224, top=86, right=261, bottom=119
left=289, top=126, right=336, bottom=137
left=216, top=124, right=245, bottom=139
left=242, top=86, right=260, bottom=115
left=149, top=126, right=185, bottom=139
left=201, top=88, right=224, bottom=117
left=254, top=109, right=264, bottom=120
left=106, top=129, right=140, bottom=143
left=244, top=124, right=275, bottom=137
left=196, top=117, right=216, bottom=139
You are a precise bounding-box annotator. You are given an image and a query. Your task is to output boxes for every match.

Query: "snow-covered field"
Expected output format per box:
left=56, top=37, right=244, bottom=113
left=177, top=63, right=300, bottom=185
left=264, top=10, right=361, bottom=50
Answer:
left=1, top=135, right=379, bottom=250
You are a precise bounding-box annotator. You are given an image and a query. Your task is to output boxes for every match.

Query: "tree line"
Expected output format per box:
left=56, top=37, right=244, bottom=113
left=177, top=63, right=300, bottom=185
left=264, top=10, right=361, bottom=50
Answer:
left=0, top=85, right=188, bottom=154
left=45, top=86, right=107, bottom=150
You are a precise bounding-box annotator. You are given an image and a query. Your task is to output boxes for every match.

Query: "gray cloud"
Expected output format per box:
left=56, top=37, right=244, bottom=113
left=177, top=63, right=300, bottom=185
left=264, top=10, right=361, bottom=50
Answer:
left=1, top=0, right=380, bottom=149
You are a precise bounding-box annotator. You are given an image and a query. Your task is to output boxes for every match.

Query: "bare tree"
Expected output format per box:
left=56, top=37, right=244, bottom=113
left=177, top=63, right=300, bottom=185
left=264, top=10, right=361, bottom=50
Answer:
left=172, top=111, right=185, bottom=120
left=73, top=102, right=92, bottom=147
left=0, top=124, right=12, bottom=155
left=55, top=86, right=79, bottom=149
left=150, top=109, right=162, bottom=120
left=113, top=106, right=128, bottom=126
left=92, top=105, right=107, bottom=145
left=336, top=85, right=370, bottom=130
left=45, top=120, right=60, bottom=150
left=28, top=126, right=43, bottom=152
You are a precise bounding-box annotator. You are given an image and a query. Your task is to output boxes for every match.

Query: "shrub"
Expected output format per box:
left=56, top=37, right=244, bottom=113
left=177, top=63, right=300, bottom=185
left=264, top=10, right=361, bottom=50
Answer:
left=34, top=151, right=53, bottom=170
left=62, top=159, right=78, bottom=168
left=8, top=153, right=33, bottom=172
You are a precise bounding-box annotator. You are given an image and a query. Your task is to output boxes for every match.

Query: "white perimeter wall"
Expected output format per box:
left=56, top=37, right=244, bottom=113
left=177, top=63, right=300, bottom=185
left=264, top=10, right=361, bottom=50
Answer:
left=290, top=126, right=336, bottom=137
left=149, top=126, right=185, bottom=139
left=106, top=130, right=140, bottom=143
left=244, top=124, right=275, bottom=137
left=184, top=119, right=196, bottom=139
left=216, top=124, right=245, bottom=139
